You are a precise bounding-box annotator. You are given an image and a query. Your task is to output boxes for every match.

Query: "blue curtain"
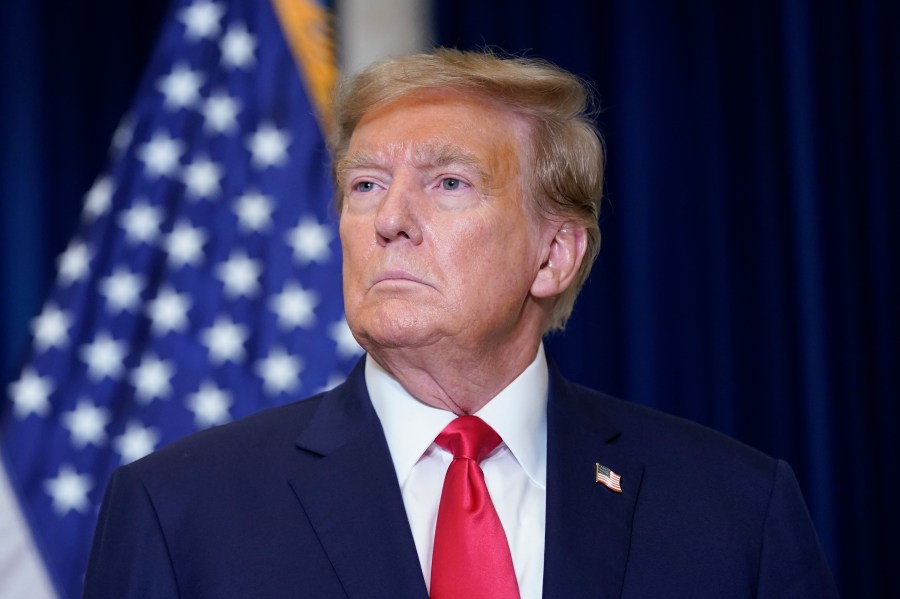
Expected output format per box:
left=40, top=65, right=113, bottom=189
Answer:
left=435, top=0, right=899, bottom=596
left=0, top=2, right=169, bottom=386
left=2, top=1, right=896, bottom=597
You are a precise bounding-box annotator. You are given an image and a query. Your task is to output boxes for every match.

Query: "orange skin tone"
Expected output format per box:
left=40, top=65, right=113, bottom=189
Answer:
left=338, top=89, right=586, bottom=414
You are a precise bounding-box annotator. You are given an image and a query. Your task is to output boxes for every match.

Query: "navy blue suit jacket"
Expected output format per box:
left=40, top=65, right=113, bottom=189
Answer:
left=84, top=360, right=837, bottom=597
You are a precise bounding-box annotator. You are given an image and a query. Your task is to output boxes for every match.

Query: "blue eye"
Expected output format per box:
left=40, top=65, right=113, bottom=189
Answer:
left=355, top=181, right=375, bottom=192
left=441, top=178, right=461, bottom=190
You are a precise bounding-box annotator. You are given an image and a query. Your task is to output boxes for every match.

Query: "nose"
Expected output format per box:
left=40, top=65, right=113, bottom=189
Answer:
left=374, top=174, right=423, bottom=246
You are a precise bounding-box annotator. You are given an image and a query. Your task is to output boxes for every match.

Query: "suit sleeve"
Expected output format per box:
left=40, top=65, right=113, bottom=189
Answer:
left=83, top=465, right=180, bottom=598
left=756, top=460, right=839, bottom=598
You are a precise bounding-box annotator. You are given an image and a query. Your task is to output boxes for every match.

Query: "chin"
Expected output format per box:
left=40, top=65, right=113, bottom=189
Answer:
left=350, top=306, right=444, bottom=351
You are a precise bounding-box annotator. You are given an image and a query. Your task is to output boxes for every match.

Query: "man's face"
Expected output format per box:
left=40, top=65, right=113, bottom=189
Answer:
left=338, top=90, right=555, bottom=355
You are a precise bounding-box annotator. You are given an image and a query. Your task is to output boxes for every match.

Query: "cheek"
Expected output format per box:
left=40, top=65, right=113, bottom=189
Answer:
left=437, top=221, right=489, bottom=272
left=339, top=222, right=370, bottom=286
left=483, top=228, right=542, bottom=291
left=339, top=214, right=369, bottom=255
left=443, top=232, right=519, bottom=297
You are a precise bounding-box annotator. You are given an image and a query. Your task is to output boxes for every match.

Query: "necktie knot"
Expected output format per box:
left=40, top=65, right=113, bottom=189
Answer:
left=435, top=415, right=502, bottom=462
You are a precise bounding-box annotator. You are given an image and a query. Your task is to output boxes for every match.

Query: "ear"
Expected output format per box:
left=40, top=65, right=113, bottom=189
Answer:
left=531, top=223, right=588, bottom=299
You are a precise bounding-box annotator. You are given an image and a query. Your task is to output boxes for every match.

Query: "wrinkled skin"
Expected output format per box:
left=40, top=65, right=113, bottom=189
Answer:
left=338, top=89, right=585, bottom=413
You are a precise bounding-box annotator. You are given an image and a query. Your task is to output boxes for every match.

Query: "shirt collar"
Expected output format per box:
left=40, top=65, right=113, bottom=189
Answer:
left=366, top=345, right=548, bottom=489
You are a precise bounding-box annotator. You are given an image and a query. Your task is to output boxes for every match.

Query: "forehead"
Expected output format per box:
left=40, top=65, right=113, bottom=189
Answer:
left=344, top=89, right=532, bottom=170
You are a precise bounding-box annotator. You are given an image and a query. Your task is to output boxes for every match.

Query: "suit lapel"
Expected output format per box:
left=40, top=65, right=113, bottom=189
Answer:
left=288, top=362, right=428, bottom=599
left=543, top=367, right=644, bottom=599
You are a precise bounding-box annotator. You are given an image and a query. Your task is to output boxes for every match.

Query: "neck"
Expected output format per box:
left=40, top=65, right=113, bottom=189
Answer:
left=367, top=336, right=542, bottom=415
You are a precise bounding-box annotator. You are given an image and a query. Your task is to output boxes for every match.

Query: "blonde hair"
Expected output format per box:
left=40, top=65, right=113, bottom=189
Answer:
left=331, top=48, right=604, bottom=331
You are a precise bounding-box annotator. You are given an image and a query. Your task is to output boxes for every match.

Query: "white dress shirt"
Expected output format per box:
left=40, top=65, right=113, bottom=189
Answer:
left=366, top=346, right=548, bottom=599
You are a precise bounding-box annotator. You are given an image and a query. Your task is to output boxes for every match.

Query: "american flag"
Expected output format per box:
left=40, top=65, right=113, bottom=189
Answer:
left=595, top=463, right=623, bottom=493
left=0, top=0, right=358, bottom=596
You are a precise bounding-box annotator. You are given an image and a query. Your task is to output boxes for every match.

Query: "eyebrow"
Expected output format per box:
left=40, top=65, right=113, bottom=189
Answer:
left=336, top=142, right=491, bottom=184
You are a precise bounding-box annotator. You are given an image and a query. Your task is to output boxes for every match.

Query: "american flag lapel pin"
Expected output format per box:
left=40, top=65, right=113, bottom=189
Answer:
left=595, top=463, right=623, bottom=493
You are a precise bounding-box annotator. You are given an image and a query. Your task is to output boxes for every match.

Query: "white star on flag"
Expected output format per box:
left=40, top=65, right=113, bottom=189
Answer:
left=113, top=422, right=161, bottom=464
left=57, top=241, right=92, bottom=285
left=186, top=381, right=233, bottom=428
left=111, top=115, right=135, bottom=156
left=216, top=250, right=262, bottom=298
left=79, top=333, right=127, bottom=381
left=146, top=287, right=192, bottom=335
left=256, top=347, right=303, bottom=394
left=157, top=63, right=205, bottom=110
left=202, top=90, right=241, bottom=134
left=247, top=122, right=291, bottom=168
left=200, top=316, right=248, bottom=364
left=8, top=368, right=54, bottom=419
left=221, top=22, right=257, bottom=69
left=164, top=220, right=207, bottom=267
left=83, top=176, right=115, bottom=221
left=181, top=156, right=224, bottom=199
left=270, top=282, right=319, bottom=329
left=44, top=466, right=93, bottom=516
left=286, top=217, right=332, bottom=264
left=137, top=131, right=185, bottom=178
left=100, top=268, right=145, bottom=313
left=131, top=355, right=176, bottom=404
left=234, top=191, right=274, bottom=232
left=61, top=399, right=111, bottom=449
left=31, top=304, right=72, bottom=351
left=178, top=0, right=225, bottom=41
left=119, top=201, right=164, bottom=244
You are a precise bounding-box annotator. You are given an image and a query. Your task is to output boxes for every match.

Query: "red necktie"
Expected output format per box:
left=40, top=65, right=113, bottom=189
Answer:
left=430, top=416, right=520, bottom=599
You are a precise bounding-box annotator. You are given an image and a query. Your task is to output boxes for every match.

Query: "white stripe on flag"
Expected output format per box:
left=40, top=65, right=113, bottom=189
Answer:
left=0, top=463, right=58, bottom=599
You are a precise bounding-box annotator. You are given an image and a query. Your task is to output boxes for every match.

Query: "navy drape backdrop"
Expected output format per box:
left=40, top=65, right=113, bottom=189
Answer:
left=2, top=1, right=896, bottom=597
left=434, top=1, right=899, bottom=596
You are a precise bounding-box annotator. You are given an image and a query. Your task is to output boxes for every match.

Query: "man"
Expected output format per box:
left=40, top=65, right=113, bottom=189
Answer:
left=84, top=49, right=837, bottom=598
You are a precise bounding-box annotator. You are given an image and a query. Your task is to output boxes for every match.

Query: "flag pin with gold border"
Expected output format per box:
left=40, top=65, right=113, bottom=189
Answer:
left=595, top=463, right=623, bottom=493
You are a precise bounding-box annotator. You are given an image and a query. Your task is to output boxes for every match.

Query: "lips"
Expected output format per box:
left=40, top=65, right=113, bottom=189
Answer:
left=371, top=269, right=430, bottom=288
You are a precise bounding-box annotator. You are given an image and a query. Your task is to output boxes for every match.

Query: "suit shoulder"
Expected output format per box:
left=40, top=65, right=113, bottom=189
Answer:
left=126, top=391, right=326, bottom=482
left=557, top=378, right=777, bottom=479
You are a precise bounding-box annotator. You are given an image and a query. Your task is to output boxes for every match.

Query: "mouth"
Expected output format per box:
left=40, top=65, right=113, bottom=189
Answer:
left=371, top=270, right=430, bottom=288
